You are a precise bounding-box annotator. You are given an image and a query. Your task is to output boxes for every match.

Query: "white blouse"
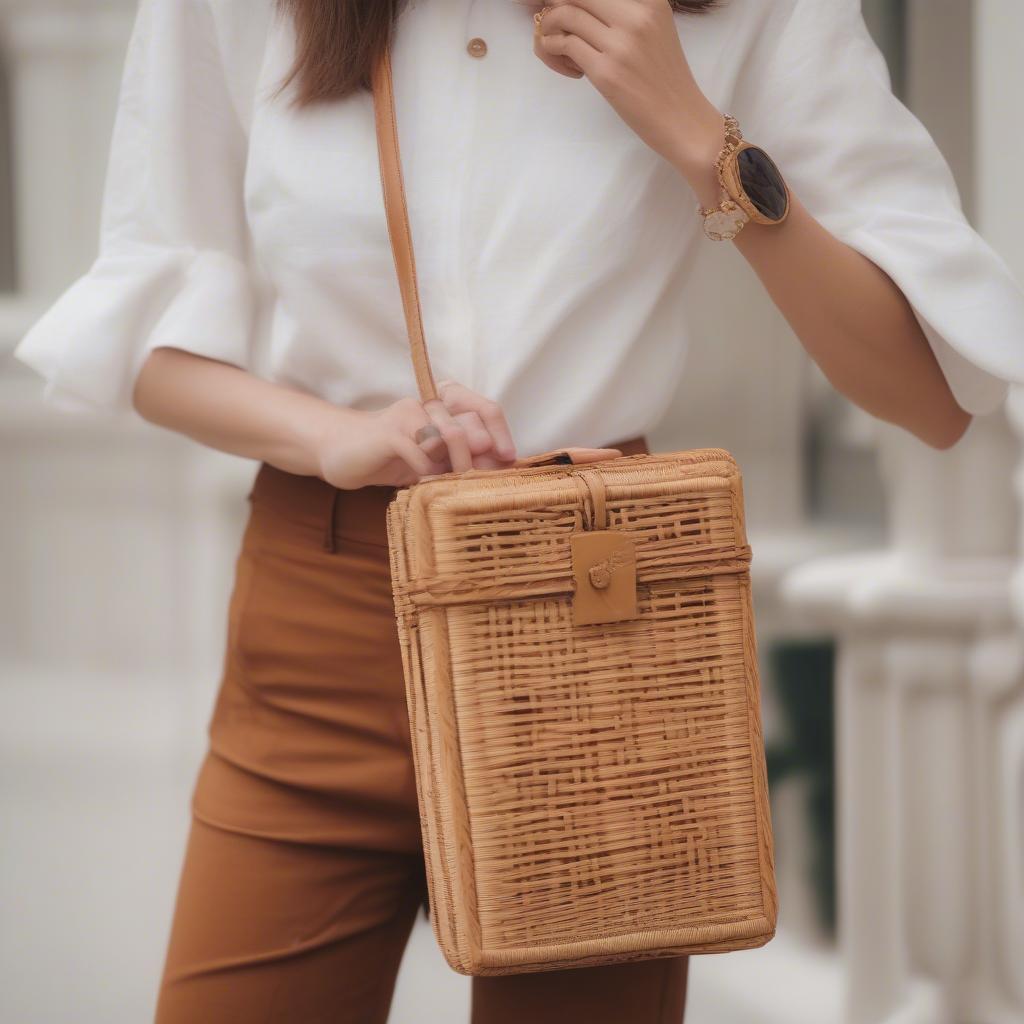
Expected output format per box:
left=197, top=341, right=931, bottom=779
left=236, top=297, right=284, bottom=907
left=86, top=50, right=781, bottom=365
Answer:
left=13, top=0, right=1024, bottom=456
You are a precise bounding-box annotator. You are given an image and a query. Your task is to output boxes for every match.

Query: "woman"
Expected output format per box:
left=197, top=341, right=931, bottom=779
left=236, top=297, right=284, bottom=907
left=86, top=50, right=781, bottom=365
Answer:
left=14, top=0, right=1024, bottom=1020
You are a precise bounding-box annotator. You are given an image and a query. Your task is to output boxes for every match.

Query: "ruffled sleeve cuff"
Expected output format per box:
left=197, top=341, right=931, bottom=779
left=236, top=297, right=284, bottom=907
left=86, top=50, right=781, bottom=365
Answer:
left=735, top=0, right=1024, bottom=420
left=13, top=245, right=255, bottom=415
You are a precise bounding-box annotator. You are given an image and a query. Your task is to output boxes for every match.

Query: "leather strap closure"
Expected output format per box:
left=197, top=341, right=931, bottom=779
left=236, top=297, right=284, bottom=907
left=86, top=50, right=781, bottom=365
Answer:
left=573, top=470, right=608, bottom=531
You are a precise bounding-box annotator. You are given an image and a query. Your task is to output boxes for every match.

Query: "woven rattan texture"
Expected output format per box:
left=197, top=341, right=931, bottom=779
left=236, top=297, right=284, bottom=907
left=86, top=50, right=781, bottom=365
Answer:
left=386, top=451, right=776, bottom=975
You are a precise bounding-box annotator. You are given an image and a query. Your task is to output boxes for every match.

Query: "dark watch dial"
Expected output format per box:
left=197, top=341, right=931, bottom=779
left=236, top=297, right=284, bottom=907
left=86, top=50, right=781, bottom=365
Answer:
left=736, top=146, right=789, bottom=221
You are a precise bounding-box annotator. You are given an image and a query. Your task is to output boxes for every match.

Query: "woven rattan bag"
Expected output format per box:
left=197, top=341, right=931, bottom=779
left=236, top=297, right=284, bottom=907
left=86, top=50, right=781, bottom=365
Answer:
left=371, top=50, right=777, bottom=977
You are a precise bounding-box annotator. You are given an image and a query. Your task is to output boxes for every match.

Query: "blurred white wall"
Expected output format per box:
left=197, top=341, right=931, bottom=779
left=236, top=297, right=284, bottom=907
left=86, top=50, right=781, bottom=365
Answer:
left=0, top=2, right=1021, bottom=1023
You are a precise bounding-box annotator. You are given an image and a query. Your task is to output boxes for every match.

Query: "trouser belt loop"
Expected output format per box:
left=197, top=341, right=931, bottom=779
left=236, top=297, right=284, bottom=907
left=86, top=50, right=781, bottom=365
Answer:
left=323, top=487, right=340, bottom=553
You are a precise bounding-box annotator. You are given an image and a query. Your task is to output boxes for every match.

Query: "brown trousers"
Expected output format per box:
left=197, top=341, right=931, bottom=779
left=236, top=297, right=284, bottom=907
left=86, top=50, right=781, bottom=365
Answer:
left=154, top=435, right=690, bottom=1023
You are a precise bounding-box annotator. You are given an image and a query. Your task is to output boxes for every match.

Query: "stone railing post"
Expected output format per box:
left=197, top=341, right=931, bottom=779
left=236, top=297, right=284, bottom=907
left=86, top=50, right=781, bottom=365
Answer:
left=779, top=1, right=1024, bottom=1018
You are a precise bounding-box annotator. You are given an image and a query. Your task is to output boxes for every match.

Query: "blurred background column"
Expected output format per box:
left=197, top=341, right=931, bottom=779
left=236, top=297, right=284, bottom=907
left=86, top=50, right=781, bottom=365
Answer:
left=783, top=3, right=1024, bottom=1023
left=978, top=0, right=1024, bottom=1019
left=0, top=0, right=132, bottom=296
left=0, top=5, right=254, bottom=1020
left=0, top=0, right=250, bottom=721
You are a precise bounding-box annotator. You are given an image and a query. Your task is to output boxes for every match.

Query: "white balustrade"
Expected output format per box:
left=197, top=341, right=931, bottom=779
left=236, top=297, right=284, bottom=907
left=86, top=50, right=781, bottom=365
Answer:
left=779, top=3, right=1024, bottom=1022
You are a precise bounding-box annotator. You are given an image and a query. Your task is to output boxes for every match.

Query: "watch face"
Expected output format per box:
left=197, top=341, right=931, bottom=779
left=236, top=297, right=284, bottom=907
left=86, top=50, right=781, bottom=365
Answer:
left=736, top=146, right=789, bottom=221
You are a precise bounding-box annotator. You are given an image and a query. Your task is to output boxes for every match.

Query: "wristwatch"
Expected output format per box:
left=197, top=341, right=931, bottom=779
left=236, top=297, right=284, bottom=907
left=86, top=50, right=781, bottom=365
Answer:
left=698, top=115, right=790, bottom=241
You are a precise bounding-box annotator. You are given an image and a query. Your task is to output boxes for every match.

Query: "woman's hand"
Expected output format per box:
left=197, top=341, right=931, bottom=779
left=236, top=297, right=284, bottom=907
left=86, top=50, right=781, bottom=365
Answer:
left=316, top=380, right=520, bottom=490
left=533, top=0, right=725, bottom=205
left=132, top=349, right=524, bottom=488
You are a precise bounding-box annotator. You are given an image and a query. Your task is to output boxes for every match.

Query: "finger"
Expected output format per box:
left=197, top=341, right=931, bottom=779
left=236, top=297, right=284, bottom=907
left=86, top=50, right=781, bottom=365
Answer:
left=423, top=397, right=474, bottom=473
left=548, top=0, right=622, bottom=27
left=541, top=2, right=614, bottom=51
left=534, top=33, right=584, bottom=78
left=392, top=431, right=448, bottom=479
left=533, top=8, right=584, bottom=77
left=538, top=29, right=602, bottom=77
left=437, top=380, right=518, bottom=461
left=415, top=427, right=449, bottom=465
left=452, top=410, right=494, bottom=454
left=395, top=397, right=450, bottom=465
left=470, top=450, right=520, bottom=471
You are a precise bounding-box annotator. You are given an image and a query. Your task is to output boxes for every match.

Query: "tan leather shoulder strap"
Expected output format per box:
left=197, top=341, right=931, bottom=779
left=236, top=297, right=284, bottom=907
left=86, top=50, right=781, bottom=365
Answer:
left=370, top=47, right=439, bottom=404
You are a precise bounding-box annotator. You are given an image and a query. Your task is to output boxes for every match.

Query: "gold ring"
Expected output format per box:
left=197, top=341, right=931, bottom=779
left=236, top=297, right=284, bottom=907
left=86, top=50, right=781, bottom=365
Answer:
left=534, top=5, right=551, bottom=33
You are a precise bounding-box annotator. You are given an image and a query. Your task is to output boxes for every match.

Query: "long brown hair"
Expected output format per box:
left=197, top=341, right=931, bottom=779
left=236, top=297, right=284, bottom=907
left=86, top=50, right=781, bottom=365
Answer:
left=274, top=0, right=720, bottom=108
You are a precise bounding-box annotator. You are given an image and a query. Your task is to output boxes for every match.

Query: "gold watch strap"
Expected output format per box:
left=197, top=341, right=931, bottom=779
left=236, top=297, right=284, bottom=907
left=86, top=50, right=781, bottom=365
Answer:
left=698, top=114, right=749, bottom=242
left=697, top=114, right=743, bottom=217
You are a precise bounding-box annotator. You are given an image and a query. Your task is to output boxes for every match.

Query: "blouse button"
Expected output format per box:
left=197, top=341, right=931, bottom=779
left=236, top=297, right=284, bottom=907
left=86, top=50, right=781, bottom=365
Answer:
left=466, top=37, right=488, bottom=59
